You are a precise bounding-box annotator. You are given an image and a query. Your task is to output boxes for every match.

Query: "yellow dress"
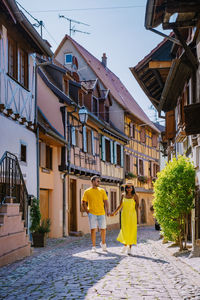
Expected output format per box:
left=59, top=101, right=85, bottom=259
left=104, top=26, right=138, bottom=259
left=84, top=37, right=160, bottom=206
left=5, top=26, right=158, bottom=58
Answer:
left=117, top=197, right=137, bottom=245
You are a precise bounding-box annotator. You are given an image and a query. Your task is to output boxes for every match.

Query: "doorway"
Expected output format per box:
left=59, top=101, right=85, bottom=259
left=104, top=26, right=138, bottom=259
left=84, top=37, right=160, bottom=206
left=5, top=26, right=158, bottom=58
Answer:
left=69, top=179, right=77, bottom=232
left=39, top=189, right=49, bottom=221
left=140, top=198, right=146, bottom=224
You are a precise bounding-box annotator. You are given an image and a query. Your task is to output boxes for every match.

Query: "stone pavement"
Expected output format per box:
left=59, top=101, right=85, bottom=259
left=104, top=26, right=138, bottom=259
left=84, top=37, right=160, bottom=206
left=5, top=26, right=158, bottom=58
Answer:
left=1, top=227, right=200, bottom=300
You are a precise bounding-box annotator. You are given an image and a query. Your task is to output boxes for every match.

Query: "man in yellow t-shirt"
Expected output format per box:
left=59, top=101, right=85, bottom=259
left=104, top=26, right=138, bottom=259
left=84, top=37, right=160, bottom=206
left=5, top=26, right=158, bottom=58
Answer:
left=82, top=175, right=110, bottom=253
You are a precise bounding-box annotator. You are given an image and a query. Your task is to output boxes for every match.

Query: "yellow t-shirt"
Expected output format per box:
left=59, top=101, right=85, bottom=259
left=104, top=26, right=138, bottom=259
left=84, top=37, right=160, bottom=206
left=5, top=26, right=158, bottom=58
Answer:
left=82, top=187, right=108, bottom=215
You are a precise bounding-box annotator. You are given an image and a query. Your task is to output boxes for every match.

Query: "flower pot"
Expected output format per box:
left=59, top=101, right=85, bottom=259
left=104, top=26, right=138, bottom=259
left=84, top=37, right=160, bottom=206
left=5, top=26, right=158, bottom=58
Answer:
left=32, top=232, right=47, bottom=247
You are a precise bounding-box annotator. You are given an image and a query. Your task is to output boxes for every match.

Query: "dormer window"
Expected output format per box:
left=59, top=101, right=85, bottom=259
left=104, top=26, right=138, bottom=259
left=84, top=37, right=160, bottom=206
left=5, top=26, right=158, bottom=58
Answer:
left=105, top=106, right=109, bottom=122
left=65, top=53, right=73, bottom=64
left=93, top=97, right=98, bottom=116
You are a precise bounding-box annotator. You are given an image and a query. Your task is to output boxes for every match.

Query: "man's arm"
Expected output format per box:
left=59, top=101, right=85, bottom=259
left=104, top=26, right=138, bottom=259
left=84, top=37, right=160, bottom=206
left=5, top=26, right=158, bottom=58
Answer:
left=82, top=201, right=89, bottom=214
left=104, top=200, right=110, bottom=216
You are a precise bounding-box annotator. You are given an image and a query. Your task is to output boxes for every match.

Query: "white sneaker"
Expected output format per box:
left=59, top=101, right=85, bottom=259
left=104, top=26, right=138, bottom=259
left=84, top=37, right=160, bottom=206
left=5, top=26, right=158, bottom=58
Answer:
left=91, top=246, right=96, bottom=253
left=127, top=247, right=131, bottom=255
left=100, top=242, right=107, bottom=251
left=120, top=246, right=127, bottom=253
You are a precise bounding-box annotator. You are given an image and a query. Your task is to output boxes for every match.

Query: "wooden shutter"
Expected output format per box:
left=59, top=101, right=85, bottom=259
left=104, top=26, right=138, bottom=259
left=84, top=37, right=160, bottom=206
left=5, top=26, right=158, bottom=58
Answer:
left=152, top=134, right=158, bottom=148
left=166, top=110, right=176, bottom=139
left=120, top=145, right=124, bottom=167
left=71, top=126, right=76, bottom=146
left=101, top=136, right=105, bottom=161
left=140, top=128, right=146, bottom=143
left=91, top=130, right=95, bottom=156
left=83, top=126, right=87, bottom=152
left=110, top=140, right=113, bottom=164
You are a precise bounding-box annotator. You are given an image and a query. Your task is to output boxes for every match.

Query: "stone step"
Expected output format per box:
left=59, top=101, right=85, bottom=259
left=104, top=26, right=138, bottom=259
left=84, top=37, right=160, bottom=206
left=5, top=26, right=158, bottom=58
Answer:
left=0, top=211, right=22, bottom=223
left=0, top=231, right=30, bottom=256
left=0, top=243, right=31, bottom=267
left=0, top=203, right=20, bottom=216
left=0, top=215, right=25, bottom=236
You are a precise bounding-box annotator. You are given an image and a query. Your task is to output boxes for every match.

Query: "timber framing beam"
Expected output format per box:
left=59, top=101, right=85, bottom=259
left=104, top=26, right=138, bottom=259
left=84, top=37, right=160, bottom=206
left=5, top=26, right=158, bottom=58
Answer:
left=149, top=61, right=172, bottom=69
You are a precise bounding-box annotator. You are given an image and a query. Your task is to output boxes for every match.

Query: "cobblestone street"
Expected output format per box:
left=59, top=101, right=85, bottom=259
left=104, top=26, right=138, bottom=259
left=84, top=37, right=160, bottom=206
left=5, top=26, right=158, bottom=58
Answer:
left=1, top=227, right=200, bottom=300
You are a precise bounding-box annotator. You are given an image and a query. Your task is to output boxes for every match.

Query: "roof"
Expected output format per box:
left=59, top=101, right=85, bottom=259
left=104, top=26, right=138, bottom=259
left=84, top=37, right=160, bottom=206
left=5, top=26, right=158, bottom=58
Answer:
left=2, top=0, right=53, bottom=57
left=145, top=0, right=200, bottom=30
left=130, top=35, right=173, bottom=112
left=55, top=35, right=159, bottom=133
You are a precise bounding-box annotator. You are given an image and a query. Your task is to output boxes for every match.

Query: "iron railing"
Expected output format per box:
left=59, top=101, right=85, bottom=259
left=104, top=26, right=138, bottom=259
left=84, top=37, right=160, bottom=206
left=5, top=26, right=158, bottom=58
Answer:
left=0, top=151, right=29, bottom=228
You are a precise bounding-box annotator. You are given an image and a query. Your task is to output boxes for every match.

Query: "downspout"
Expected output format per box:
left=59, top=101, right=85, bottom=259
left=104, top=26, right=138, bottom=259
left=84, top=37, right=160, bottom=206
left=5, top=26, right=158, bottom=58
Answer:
left=34, top=62, right=40, bottom=200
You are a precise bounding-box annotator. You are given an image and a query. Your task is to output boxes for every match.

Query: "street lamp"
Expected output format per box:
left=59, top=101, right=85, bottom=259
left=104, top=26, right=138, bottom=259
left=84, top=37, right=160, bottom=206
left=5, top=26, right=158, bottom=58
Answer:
left=78, top=106, right=88, bottom=126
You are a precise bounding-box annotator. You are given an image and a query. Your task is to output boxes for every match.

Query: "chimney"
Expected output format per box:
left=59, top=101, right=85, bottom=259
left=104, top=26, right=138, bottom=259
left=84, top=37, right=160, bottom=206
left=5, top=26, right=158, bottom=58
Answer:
left=102, top=53, right=107, bottom=67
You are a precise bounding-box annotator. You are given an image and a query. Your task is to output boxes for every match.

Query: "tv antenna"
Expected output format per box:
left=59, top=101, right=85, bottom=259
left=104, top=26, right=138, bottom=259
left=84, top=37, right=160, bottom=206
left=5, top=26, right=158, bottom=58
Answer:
left=59, top=15, right=90, bottom=36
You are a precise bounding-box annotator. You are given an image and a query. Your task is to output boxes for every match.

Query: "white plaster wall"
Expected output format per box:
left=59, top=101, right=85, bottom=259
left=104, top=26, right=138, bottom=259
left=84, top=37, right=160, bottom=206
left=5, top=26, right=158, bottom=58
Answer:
left=0, top=115, right=37, bottom=196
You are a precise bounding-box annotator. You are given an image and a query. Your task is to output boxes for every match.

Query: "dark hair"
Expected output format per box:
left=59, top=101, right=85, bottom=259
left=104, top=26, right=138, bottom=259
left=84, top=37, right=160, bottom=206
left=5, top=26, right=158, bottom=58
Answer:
left=125, top=185, right=135, bottom=195
left=91, top=175, right=100, bottom=182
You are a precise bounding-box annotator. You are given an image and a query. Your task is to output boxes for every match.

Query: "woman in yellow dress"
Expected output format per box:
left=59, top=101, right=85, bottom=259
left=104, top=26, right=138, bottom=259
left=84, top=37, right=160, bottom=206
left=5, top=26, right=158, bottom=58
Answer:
left=110, top=180, right=139, bottom=254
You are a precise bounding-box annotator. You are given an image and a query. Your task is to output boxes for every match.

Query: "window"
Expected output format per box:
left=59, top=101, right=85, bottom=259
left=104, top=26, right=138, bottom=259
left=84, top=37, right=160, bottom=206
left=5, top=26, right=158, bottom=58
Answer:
left=64, top=79, right=69, bottom=95
left=46, top=145, right=53, bottom=170
left=7, top=37, right=28, bottom=88
left=65, top=53, right=73, bottom=64
left=20, top=144, right=27, bottom=162
left=39, top=142, right=53, bottom=170
left=93, top=97, right=98, bottom=116
left=110, top=191, right=117, bottom=212
left=153, top=163, right=159, bottom=177
left=117, top=144, right=121, bottom=165
left=18, top=48, right=28, bottom=87
left=105, top=139, right=111, bottom=162
left=138, top=159, right=144, bottom=175
left=125, top=154, right=130, bottom=172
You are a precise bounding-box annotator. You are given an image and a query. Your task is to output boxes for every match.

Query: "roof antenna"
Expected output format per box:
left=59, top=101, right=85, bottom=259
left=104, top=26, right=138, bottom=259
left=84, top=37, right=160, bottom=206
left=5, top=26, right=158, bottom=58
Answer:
left=59, top=15, right=90, bottom=37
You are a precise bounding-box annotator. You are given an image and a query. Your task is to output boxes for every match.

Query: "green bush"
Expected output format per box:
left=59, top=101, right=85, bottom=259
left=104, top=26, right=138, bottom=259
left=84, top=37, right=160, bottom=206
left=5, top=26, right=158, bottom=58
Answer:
left=153, top=155, right=195, bottom=250
left=30, top=197, right=51, bottom=234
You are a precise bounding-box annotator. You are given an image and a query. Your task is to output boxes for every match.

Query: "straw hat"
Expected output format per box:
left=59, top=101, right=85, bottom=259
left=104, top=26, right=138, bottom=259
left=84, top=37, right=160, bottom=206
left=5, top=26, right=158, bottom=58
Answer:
left=121, top=179, right=135, bottom=187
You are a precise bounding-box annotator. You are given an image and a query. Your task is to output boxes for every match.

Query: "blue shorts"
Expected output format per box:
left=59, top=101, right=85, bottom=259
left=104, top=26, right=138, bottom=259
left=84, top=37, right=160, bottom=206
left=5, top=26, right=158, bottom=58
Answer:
left=88, top=213, right=106, bottom=229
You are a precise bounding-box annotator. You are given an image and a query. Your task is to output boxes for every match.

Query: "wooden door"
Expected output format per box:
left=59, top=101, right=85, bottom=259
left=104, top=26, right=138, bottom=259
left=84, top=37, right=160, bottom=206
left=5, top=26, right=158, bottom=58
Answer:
left=140, top=198, right=146, bottom=224
left=69, top=179, right=77, bottom=232
left=39, top=189, right=49, bottom=221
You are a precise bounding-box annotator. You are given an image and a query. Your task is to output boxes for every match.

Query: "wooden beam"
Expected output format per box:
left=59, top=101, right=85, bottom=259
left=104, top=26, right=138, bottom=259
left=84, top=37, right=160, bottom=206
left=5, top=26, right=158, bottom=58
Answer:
left=149, top=61, right=172, bottom=69
left=166, top=2, right=200, bottom=13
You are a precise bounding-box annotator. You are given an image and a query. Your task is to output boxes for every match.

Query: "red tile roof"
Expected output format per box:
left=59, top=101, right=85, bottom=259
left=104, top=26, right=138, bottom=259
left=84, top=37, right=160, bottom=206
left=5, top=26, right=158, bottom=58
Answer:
left=55, top=35, right=159, bottom=132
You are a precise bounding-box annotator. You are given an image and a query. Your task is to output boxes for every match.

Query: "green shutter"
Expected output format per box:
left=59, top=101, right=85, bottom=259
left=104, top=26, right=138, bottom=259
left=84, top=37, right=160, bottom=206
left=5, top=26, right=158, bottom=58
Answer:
left=113, top=142, right=117, bottom=164
left=101, top=136, right=105, bottom=161
left=91, top=130, right=95, bottom=156
left=121, top=145, right=124, bottom=167
left=110, top=140, right=113, bottom=164
left=83, top=126, right=87, bottom=152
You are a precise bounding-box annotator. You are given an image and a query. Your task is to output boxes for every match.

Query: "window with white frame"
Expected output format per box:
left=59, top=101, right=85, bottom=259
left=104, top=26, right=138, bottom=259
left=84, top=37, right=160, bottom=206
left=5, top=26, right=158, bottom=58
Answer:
left=65, top=53, right=73, bottom=64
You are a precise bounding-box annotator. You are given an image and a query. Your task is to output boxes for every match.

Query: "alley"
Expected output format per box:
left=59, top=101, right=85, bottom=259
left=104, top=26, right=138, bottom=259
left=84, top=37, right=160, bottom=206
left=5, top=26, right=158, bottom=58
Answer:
left=1, top=227, right=200, bottom=300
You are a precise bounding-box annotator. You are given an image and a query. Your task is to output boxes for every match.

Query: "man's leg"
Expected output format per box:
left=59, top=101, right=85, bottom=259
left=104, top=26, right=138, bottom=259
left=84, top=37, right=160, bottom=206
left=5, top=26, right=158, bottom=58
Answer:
left=100, top=228, right=106, bottom=244
left=91, top=228, right=96, bottom=246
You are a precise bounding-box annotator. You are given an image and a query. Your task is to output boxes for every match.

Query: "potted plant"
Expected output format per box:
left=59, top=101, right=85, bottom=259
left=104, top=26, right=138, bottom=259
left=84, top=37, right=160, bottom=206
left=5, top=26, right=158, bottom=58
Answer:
left=30, top=198, right=51, bottom=247
left=138, top=175, right=148, bottom=184
left=125, top=172, right=137, bottom=179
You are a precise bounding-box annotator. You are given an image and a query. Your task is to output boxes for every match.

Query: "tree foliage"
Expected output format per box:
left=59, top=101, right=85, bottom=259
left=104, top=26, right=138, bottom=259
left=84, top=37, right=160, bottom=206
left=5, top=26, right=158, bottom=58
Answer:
left=153, top=155, right=195, bottom=250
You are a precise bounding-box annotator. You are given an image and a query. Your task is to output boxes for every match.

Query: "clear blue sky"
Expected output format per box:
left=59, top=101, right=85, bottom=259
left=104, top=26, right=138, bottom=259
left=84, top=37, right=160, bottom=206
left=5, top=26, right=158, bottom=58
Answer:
left=17, top=0, right=168, bottom=123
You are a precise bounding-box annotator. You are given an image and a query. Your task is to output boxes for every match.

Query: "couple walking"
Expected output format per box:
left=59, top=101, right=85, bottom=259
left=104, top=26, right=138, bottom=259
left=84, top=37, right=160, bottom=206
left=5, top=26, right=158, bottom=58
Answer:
left=81, top=175, right=139, bottom=254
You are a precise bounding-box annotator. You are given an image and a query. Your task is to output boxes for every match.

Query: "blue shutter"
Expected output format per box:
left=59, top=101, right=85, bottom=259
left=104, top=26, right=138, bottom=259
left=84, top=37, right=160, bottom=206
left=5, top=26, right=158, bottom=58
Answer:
left=110, top=140, right=113, bottom=164
left=91, top=130, right=95, bottom=156
left=121, top=145, right=124, bottom=167
left=71, top=126, right=76, bottom=146
left=101, top=136, right=105, bottom=161
left=83, top=126, right=87, bottom=152
left=113, top=142, right=117, bottom=164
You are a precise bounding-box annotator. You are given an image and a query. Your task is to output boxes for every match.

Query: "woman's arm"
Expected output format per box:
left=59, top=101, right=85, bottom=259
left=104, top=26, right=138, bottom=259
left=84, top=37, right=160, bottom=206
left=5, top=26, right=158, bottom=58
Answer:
left=110, top=195, right=124, bottom=216
left=134, top=193, right=139, bottom=210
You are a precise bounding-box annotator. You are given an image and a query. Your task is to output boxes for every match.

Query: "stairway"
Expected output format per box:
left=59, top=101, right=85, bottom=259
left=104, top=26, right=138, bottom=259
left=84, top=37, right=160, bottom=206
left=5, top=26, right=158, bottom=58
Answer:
left=0, top=197, right=31, bottom=267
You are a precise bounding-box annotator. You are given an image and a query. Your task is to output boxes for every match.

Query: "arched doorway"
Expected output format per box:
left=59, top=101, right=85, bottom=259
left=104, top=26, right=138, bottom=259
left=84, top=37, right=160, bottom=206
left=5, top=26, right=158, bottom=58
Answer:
left=140, top=198, right=146, bottom=224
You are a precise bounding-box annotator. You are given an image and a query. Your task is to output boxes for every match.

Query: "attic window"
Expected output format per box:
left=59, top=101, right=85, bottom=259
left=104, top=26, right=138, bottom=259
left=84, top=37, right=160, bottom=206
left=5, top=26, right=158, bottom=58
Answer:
left=65, top=53, right=73, bottom=64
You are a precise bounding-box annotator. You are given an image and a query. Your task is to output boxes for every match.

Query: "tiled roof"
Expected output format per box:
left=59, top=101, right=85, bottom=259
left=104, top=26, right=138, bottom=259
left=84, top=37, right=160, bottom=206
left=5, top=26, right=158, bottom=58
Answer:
left=55, top=35, right=159, bottom=133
